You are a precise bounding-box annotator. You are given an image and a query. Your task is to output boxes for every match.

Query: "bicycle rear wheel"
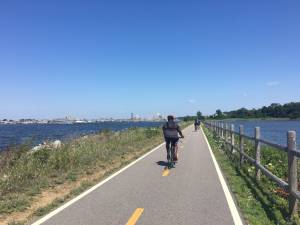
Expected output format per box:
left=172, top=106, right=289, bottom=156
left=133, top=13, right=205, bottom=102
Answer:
left=170, top=145, right=175, bottom=168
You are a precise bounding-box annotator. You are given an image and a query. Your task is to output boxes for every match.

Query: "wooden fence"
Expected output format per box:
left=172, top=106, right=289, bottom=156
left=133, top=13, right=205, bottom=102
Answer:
left=203, top=121, right=299, bottom=218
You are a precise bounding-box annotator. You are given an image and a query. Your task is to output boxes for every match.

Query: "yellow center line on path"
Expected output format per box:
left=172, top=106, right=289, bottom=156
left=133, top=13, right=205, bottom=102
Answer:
left=126, top=208, right=144, bottom=225
left=162, top=167, right=170, bottom=176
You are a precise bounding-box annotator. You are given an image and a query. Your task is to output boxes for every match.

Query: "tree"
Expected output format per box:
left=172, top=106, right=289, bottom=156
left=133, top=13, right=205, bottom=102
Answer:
left=215, top=109, right=223, bottom=118
left=197, top=111, right=204, bottom=120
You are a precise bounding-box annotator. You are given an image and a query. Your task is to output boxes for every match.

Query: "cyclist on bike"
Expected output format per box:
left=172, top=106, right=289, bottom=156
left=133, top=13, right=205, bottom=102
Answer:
left=162, top=115, right=184, bottom=162
left=194, top=118, right=200, bottom=131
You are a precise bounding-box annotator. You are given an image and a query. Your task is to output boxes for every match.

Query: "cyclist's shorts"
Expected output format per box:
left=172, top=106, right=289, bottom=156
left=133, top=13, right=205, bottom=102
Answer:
left=165, top=137, right=179, bottom=147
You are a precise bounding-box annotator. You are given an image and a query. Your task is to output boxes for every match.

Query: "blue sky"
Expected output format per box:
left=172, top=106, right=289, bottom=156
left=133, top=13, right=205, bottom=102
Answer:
left=0, top=0, right=299, bottom=119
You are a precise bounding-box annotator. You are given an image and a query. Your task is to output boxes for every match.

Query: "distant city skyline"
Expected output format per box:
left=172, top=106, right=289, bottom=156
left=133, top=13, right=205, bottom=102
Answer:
left=0, top=112, right=167, bottom=124
left=0, top=113, right=166, bottom=120
left=1, top=1, right=299, bottom=119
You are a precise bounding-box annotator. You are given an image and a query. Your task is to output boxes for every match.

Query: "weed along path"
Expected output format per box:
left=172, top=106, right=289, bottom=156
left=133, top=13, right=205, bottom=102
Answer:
left=31, top=126, right=243, bottom=225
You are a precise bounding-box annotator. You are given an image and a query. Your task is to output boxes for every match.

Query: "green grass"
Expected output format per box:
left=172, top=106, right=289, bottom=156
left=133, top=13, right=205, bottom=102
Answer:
left=202, top=126, right=300, bottom=225
left=0, top=122, right=191, bottom=220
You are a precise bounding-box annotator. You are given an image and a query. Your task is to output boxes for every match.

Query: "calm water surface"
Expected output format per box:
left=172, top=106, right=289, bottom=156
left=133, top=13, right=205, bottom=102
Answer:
left=2, top=120, right=299, bottom=151
left=220, top=120, right=300, bottom=147
left=0, top=121, right=163, bottom=151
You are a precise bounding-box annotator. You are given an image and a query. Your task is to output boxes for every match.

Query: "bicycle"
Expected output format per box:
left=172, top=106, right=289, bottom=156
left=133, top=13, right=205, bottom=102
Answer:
left=167, top=137, right=183, bottom=169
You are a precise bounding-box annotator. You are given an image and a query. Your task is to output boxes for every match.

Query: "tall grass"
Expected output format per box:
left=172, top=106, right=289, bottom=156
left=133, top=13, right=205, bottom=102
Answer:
left=0, top=126, right=164, bottom=215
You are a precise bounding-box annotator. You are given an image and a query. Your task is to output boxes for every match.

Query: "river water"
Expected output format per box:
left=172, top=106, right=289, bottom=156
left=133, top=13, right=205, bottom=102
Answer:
left=0, top=121, right=164, bottom=151
left=217, top=119, right=300, bottom=147
left=1, top=120, right=299, bottom=151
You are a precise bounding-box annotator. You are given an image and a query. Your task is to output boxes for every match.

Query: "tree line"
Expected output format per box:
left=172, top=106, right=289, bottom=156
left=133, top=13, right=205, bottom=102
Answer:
left=181, top=102, right=300, bottom=121
left=211, top=102, right=300, bottom=119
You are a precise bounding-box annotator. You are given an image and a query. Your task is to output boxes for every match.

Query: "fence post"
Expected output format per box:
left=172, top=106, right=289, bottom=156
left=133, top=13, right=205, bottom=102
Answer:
left=224, top=124, right=226, bottom=141
left=288, top=131, right=298, bottom=217
left=225, top=124, right=229, bottom=152
left=215, top=122, right=217, bottom=133
left=239, top=125, right=244, bottom=167
left=221, top=123, right=224, bottom=139
left=226, top=124, right=228, bottom=141
left=231, top=124, right=235, bottom=154
left=255, top=127, right=261, bottom=181
left=215, top=122, right=217, bottom=134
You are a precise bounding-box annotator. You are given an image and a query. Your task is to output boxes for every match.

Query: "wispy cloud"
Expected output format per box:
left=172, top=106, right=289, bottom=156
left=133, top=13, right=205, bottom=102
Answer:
left=188, top=99, right=196, bottom=104
left=266, top=81, right=280, bottom=87
left=243, top=92, right=248, bottom=97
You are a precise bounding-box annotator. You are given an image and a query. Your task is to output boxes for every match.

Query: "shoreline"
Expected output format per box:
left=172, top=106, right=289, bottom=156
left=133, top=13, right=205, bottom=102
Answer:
left=0, top=121, right=166, bottom=152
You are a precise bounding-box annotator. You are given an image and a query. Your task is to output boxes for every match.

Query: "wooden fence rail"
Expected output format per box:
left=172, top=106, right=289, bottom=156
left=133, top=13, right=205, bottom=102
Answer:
left=203, top=121, right=300, bottom=218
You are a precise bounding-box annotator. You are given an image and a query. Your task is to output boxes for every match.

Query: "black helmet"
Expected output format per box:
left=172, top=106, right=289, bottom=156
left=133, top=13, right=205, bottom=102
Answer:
left=167, top=115, right=174, bottom=121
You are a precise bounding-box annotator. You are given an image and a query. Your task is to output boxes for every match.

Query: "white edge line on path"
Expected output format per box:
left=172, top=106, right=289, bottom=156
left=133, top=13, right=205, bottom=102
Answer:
left=201, top=127, right=244, bottom=225
left=31, top=142, right=165, bottom=225
left=31, top=125, right=192, bottom=225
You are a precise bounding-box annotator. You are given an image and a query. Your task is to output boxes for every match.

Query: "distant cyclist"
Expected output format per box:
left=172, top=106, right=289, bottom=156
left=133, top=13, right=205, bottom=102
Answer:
left=194, top=118, right=200, bottom=131
left=162, top=115, right=184, bottom=162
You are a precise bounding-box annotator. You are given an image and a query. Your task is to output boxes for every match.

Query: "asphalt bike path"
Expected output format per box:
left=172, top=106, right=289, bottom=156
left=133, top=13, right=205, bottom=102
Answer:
left=33, top=126, right=243, bottom=225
